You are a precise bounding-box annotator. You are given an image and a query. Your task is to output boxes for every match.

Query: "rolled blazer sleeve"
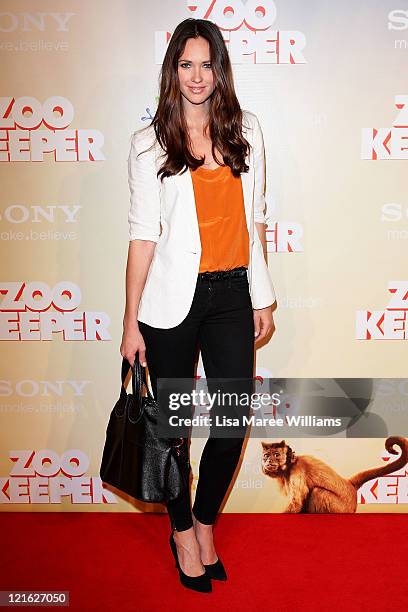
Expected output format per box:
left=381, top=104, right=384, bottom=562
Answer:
left=252, top=114, right=271, bottom=225
left=127, top=131, right=161, bottom=242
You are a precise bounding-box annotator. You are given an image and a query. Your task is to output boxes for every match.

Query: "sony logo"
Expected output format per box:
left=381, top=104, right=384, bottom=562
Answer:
left=0, top=12, right=75, bottom=33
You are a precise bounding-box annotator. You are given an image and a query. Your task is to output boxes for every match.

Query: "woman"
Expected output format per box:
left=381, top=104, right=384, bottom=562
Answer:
left=120, top=18, right=276, bottom=593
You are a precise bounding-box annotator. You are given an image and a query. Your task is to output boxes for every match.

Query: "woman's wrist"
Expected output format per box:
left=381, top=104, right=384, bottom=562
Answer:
left=123, top=313, right=139, bottom=330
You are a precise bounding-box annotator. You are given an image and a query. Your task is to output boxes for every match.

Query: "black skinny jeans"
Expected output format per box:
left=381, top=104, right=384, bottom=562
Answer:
left=138, top=269, right=255, bottom=531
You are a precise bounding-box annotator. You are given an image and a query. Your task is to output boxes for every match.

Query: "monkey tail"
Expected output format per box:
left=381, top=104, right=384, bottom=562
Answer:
left=349, top=436, right=408, bottom=490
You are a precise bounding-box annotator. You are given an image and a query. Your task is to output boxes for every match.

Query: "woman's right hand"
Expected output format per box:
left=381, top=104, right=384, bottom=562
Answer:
left=120, top=322, right=147, bottom=368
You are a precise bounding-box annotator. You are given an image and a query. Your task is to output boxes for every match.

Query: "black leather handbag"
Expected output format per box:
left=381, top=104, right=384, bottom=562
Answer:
left=100, top=354, right=190, bottom=503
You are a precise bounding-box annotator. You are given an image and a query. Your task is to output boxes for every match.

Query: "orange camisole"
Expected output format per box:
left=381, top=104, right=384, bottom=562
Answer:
left=189, top=164, right=249, bottom=273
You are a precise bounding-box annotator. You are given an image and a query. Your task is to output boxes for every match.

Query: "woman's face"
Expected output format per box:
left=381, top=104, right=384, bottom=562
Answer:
left=177, top=36, right=215, bottom=108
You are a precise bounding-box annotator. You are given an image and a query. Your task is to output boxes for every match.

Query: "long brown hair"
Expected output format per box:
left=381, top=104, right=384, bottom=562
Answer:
left=138, top=18, right=251, bottom=181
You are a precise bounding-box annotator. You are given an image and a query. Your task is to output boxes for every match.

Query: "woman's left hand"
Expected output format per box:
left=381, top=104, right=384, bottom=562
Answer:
left=253, top=306, right=274, bottom=343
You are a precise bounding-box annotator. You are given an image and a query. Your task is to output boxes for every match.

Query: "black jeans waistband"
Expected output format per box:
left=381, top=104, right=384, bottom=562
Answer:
left=197, top=266, right=248, bottom=282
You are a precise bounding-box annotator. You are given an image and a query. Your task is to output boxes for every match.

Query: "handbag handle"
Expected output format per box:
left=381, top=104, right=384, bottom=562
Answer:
left=120, top=354, right=155, bottom=406
left=120, top=355, right=185, bottom=449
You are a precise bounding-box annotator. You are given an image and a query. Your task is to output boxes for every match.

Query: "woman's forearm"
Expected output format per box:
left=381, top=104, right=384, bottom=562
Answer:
left=123, top=239, right=156, bottom=329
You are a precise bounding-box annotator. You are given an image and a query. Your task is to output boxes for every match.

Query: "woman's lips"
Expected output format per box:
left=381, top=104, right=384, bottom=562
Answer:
left=189, top=87, right=205, bottom=93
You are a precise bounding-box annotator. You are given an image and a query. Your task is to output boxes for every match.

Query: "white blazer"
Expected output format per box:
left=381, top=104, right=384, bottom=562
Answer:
left=127, top=109, right=276, bottom=329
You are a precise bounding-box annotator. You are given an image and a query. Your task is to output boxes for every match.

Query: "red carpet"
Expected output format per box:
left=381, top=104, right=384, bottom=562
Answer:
left=1, top=512, right=407, bottom=611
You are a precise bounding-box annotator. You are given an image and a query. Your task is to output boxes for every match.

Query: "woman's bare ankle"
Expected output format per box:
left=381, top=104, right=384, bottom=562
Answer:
left=172, top=527, right=204, bottom=576
left=192, top=515, right=218, bottom=564
left=192, top=513, right=213, bottom=532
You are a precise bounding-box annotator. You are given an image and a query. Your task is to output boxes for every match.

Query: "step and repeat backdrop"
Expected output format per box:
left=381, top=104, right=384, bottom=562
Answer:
left=1, top=1, right=408, bottom=513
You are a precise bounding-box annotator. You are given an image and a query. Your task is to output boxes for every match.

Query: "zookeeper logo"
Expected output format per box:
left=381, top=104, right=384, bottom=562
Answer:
left=358, top=446, right=408, bottom=504
left=0, top=281, right=111, bottom=341
left=266, top=221, right=304, bottom=253
left=356, top=281, right=408, bottom=340
left=0, top=96, right=106, bottom=162
left=0, top=449, right=117, bottom=504
left=155, top=0, right=307, bottom=64
left=361, top=94, right=408, bottom=160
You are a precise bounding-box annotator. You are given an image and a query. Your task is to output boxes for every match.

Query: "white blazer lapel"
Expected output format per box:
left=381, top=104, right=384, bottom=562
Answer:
left=173, top=167, right=201, bottom=253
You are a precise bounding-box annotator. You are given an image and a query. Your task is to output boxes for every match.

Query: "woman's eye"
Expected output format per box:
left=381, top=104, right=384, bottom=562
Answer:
left=179, top=63, right=212, bottom=69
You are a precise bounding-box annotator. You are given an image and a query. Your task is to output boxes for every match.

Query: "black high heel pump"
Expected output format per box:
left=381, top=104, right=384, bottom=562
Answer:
left=204, top=556, right=227, bottom=581
left=169, top=532, right=212, bottom=593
